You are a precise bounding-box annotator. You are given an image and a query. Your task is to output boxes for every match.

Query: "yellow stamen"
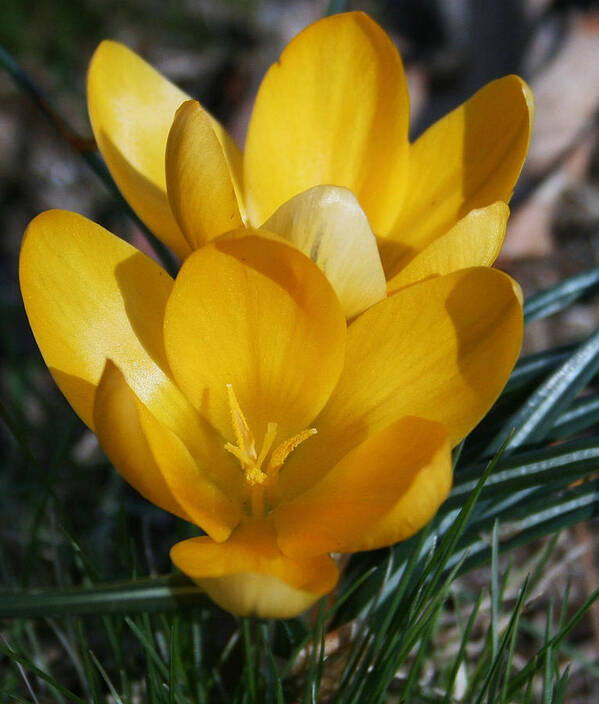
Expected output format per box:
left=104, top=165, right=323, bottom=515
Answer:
left=266, top=428, right=318, bottom=476
left=223, top=384, right=317, bottom=516
left=225, top=384, right=257, bottom=467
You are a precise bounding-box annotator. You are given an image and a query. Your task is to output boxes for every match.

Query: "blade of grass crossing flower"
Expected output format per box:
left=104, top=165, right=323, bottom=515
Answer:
left=487, top=327, right=599, bottom=455
left=523, top=267, right=599, bottom=323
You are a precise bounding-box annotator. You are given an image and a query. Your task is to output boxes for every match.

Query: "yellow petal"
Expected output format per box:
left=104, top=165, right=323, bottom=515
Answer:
left=94, top=361, right=242, bottom=541
left=386, top=202, right=510, bottom=292
left=170, top=518, right=339, bottom=618
left=166, top=100, right=245, bottom=248
left=262, top=186, right=387, bottom=318
left=164, top=234, right=346, bottom=443
left=274, top=417, right=451, bottom=558
left=382, top=76, right=533, bottom=278
left=19, top=210, right=200, bottom=452
left=280, top=267, right=522, bottom=499
left=244, top=12, right=409, bottom=233
left=87, top=40, right=242, bottom=258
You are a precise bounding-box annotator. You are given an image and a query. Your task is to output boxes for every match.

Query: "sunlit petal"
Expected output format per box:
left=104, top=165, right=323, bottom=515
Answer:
left=387, top=202, right=509, bottom=292
left=166, top=100, right=244, bottom=248
left=164, top=234, right=346, bottom=443
left=94, top=361, right=242, bottom=541
left=244, top=12, right=409, bottom=232
left=19, top=210, right=185, bottom=432
left=382, top=76, right=533, bottom=278
left=280, top=267, right=522, bottom=499
left=262, top=185, right=386, bottom=318
left=170, top=519, right=339, bottom=618
left=274, top=417, right=451, bottom=557
left=87, top=40, right=242, bottom=258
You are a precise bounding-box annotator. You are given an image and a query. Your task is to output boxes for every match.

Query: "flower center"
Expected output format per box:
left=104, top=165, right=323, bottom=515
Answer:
left=223, top=384, right=316, bottom=516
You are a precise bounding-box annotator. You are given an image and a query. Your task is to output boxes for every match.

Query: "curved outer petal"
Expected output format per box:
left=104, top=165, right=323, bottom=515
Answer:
left=19, top=210, right=218, bottom=479
left=244, top=11, right=409, bottom=233
left=386, top=202, right=509, bottom=292
left=166, top=100, right=245, bottom=248
left=164, top=234, right=346, bottom=443
left=274, top=417, right=451, bottom=558
left=87, top=40, right=242, bottom=258
left=94, top=361, right=242, bottom=541
left=382, top=76, right=534, bottom=278
left=262, top=186, right=387, bottom=318
left=279, top=267, right=523, bottom=499
left=170, top=519, right=339, bottom=618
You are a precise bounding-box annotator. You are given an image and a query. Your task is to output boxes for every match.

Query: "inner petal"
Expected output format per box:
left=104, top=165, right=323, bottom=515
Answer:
left=163, top=234, right=346, bottom=444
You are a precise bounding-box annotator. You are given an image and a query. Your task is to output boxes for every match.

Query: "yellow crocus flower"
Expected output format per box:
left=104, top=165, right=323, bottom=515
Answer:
left=19, top=11, right=529, bottom=618
left=20, top=215, right=522, bottom=617
left=86, top=11, right=533, bottom=315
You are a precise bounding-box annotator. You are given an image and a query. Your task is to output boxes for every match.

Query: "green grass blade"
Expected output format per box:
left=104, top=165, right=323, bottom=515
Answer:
left=524, top=267, right=599, bottom=323
left=0, top=644, right=85, bottom=704
left=507, top=585, right=599, bottom=698
left=487, top=327, right=599, bottom=454
left=89, top=649, right=124, bottom=704
left=548, top=393, right=599, bottom=439
left=0, top=575, right=206, bottom=618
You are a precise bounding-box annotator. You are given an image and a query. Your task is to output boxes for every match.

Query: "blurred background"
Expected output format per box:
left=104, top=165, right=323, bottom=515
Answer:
left=1, top=0, right=599, bottom=699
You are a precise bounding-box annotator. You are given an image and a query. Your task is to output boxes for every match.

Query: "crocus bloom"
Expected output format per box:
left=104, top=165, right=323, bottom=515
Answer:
left=20, top=214, right=522, bottom=617
left=86, top=11, right=533, bottom=314
left=20, top=11, right=529, bottom=618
